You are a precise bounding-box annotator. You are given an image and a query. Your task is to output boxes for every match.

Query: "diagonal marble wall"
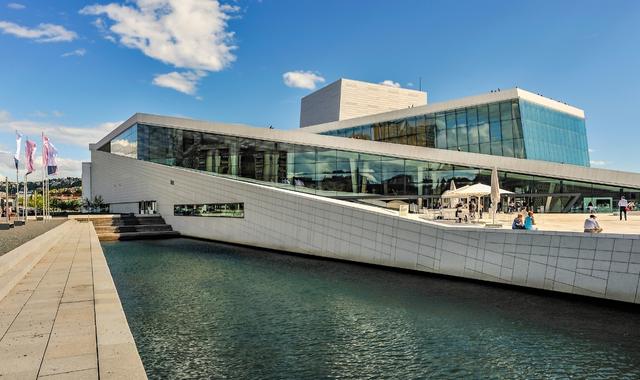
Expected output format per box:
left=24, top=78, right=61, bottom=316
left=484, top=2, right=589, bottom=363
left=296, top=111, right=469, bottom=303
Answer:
left=91, top=151, right=640, bottom=304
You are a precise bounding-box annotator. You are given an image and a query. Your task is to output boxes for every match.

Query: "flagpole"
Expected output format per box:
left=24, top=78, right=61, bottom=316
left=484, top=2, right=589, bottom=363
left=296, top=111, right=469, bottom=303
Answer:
left=24, top=173, right=28, bottom=224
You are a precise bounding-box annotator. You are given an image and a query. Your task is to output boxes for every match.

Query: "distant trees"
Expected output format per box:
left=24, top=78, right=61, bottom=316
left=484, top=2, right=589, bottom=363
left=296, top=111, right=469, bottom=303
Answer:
left=83, top=195, right=108, bottom=213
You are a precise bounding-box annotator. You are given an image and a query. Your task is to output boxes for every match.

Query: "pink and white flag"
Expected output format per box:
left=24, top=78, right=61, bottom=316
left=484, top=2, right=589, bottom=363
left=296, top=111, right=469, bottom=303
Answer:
left=25, top=140, right=37, bottom=175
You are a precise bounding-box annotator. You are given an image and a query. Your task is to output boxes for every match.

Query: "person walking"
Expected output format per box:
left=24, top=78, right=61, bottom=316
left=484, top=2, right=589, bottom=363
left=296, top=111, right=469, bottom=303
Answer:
left=587, top=201, right=594, bottom=214
left=618, top=196, right=628, bottom=221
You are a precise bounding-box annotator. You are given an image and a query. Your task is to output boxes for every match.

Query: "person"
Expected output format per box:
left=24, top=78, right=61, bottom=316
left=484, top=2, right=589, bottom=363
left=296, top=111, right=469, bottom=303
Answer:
left=619, top=196, right=628, bottom=221
left=469, top=200, right=477, bottom=220
left=512, top=213, right=525, bottom=230
left=524, top=211, right=537, bottom=230
left=508, top=200, right=515, bottom=214
left=584, top=214, right=603, bottom=233
left=455, top=202, right=463, bottom=223
left=587, top=201, right=594, bottom=214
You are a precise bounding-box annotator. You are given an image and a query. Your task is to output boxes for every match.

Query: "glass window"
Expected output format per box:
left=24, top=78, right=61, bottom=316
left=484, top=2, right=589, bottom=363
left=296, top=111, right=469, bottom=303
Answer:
left=457, top=127, right=468, bottom=147
left=491, top=141, right=503, bottom=156
left=502, top=140, right=514, bottom=157
left=478, top=122, right=490, bottom=143
left=456, top=110, right=466, bottom=128
left=500, top=102, right=512, bottom=121
left=477, top=105, right=489, bottom=124
left=174, top=202, right=244, bottom=218
left=467, top=107, right=478, bottom=126
left=501, top=119, right=514, bottom=140
left=446, top=128, right=457, bottom=147
left=490, top=121, right=502, bottom=141
left=445, top=112, right=456, bottom=129
left=436, top=126, right=446, bottom=147
left=489, top=103, right=500, bottom=122
left=468, top=125, right=479, bottom=145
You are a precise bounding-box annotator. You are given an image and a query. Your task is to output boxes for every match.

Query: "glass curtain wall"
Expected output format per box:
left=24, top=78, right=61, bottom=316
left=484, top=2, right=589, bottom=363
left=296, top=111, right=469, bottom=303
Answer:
left=107, top=123, right=638, bottom=213
left=519, top=100, right=589, bottom=166
left=320, top=99, right=526, bottom=160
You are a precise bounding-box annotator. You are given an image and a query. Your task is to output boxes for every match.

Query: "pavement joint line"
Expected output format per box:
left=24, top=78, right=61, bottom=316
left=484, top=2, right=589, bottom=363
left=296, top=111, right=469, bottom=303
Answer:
left=35, top=227, right=82, bottom=379
left=0, top=238, right=65, bottom=342
left=89, top=223, right=100, bottom=380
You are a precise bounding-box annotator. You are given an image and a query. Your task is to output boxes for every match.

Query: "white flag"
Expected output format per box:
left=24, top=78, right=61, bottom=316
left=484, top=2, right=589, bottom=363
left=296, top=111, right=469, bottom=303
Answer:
left=14, top=131, right=22, bottom=170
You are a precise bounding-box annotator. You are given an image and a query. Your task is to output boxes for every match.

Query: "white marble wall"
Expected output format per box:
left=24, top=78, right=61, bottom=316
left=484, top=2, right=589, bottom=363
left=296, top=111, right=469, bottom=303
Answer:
left=91, top=151, right=640, bottom=304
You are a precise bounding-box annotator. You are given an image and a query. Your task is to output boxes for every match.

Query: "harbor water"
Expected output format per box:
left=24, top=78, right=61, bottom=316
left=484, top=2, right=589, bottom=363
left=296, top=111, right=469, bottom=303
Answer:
left=103, top=238, right=640, bottom=379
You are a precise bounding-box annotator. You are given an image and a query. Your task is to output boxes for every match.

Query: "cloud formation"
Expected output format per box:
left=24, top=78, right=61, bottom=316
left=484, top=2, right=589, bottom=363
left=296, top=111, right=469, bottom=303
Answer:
left=282, top=71, right=325, bottom=90
left=380, top=80, right=401, bottom=88
left=0, top=110, right=120, bottom=147
left=7, top=3, right=25, bottom=10
left=61, top=48, right=86, bottom=57
left=152, top=70, right=207, bottom=95
left=590, top=160, right=609, bottom=166
left=81, top=0, right=238, bottom=95
left=0, top=21, right=77, bottom=42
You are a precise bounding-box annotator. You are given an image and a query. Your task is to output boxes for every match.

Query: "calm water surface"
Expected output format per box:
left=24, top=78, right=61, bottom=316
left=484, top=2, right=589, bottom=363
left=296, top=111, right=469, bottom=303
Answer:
left=103, top=238, right=640, bottom=379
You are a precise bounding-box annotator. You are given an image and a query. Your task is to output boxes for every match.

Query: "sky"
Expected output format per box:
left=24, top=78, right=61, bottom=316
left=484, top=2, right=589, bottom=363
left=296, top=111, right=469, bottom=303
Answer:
left=0, top=0, right=639, bottom=179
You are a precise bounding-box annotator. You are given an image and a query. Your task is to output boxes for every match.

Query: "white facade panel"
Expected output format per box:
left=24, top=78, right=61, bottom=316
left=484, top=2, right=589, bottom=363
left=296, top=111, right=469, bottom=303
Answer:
left=300, top=79, right=426, bottom=128
left=81, top=162, right=91, bottom=202
left=90, top=150, right=640, bottom=304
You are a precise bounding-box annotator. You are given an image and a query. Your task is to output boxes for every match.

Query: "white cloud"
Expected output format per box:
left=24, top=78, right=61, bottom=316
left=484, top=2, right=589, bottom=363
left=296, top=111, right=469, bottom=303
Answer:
left=7, top=3, right=26, bottom=10
left=0, top=21, right=77, bottom=42
left=380, top=80, right=401, bottom=88
left=52, top=110, right=64, bottom=117
left=588, top=148, right=595, bottom=153
left=590, top=160, right=609, bottom=166
left=282, top=71, right=325, bottom=90
left=81, top=0, right=238, bottom=95
left=152, top=70, right=206, bottom=95
left=61, top=48, right=86, bottom=57
left=0, top=111, right=121, bottom=147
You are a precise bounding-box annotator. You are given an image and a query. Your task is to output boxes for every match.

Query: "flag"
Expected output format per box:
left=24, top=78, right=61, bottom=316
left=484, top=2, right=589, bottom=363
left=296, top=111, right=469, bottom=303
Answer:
left=42, top=134, right=50, bottom=171
left=14, top=131, right=22, bottom=170
left=25, top=140, right=37, bottom=175
left=47, top=142, right=58, bottom=176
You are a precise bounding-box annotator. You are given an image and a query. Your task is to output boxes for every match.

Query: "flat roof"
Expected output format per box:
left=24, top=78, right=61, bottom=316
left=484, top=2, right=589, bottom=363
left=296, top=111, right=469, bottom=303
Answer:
left=299, top=88, right=585, bottom=134
left=91, top=113, right=638, bottom=190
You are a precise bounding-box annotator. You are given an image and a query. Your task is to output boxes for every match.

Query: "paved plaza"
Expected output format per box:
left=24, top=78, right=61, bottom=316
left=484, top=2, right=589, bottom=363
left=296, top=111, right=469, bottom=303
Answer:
left=416, top=211, right=640, bottom=234
left=0, top=220, right=146, bottom=380
left=0, top=219, right=66, bottom=256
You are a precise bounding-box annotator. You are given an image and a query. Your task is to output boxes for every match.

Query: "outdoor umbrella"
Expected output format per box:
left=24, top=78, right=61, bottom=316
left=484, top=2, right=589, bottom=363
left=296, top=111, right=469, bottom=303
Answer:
left=490, top=167, right=501, bottom=225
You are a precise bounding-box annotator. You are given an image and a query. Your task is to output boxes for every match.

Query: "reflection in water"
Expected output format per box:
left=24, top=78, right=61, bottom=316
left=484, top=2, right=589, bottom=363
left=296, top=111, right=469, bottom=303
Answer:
left=103, top=238, right=640, bottom=379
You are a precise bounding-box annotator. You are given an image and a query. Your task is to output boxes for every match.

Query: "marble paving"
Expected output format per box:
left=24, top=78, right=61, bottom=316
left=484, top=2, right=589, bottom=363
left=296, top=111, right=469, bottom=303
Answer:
left=0, top=220, right=146, bottom=380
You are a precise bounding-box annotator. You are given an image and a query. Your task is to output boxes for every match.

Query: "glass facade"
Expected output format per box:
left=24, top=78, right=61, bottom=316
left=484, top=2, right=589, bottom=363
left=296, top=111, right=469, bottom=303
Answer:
left=321, top=99, right=525, bottom=158
left=106, top=123, right=638, bottom=213
left=319, top=98, right=589, bottom=166
left=519, top=100, right=589, bottom=166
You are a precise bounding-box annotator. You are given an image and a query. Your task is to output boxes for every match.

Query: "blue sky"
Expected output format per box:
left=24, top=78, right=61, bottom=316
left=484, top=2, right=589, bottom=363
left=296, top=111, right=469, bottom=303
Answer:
left=0, top=0, right=639, bottom=178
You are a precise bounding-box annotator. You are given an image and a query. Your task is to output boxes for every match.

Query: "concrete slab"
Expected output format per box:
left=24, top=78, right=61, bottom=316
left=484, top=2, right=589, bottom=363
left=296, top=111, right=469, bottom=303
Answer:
left=0, top=220, right=146, bottom=380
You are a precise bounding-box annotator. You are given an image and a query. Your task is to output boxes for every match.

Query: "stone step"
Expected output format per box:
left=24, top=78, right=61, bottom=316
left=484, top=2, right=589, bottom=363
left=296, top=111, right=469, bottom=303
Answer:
left=93, top=224, right=174, bottom=234
left=98, top=230, right=180, bottom=241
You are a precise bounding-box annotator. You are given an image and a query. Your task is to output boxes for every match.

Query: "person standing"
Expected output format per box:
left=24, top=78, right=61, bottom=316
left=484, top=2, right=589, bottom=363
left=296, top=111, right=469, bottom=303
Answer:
left=618, top=196, right=628, bottom=221
left=587, top=201, right=594, bottom=214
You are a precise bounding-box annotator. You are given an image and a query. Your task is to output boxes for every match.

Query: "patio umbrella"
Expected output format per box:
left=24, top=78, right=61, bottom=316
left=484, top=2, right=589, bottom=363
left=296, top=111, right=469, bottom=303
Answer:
left=449, top=179, right=458, bottom=206
left=490, top=167, right=500, bottom=224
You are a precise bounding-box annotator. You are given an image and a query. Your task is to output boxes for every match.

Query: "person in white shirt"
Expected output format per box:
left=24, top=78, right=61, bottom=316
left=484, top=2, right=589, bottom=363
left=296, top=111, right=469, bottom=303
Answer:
left=584, top=215, right=603, bottom=233
left=618, top=196, right=629, bottom=221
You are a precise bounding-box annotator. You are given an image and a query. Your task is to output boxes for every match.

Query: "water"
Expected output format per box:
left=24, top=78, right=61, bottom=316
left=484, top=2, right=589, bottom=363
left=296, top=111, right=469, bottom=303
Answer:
left=103, top=238, right=640, bottom=379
